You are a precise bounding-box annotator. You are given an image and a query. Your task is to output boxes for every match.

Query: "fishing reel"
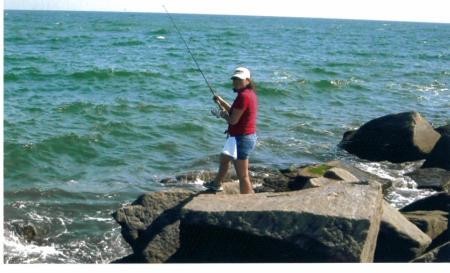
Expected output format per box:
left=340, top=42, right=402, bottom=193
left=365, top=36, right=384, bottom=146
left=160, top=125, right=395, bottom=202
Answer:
left=211, top=108, right=227, bottom=119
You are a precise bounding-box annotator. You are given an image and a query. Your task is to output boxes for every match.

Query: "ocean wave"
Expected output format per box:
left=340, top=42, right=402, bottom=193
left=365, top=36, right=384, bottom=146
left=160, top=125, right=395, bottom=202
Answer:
left=5, top=188, right=92, bottom=201
left=5, top=54, right=50, bottom=63
left=309, top=67, right=339, bottom=76
left=149, top=28, right=169, bottom=35
left=111, top=39, right=145, bottom=46
left=312, top=78, right=366, bottom=90
left=4, top=67, right=51, bottom=81
left=3, top=213, right=131, bottom=263
left=4, top=133, right=99, bottom=174
left=69, top=68, right=162, bottom=80
left=325, top=61, right=359, bottom=68
left=157, top=122, right=207, bottom=133
left=4, top=228, right=69, bottom=264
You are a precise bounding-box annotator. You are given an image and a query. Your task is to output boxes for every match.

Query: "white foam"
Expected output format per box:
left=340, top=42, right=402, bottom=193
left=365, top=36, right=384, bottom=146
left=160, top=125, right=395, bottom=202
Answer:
left=3, top=229, right=67, bottom=264
left=156, top=35, right=166, bottom=40
left=354, top=161, right=437, bottom=208
left=82, top=216, right=113, bottom=222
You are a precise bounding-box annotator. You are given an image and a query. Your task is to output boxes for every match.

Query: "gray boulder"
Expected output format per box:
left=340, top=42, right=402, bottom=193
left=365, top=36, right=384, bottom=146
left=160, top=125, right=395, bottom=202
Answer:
left=174, top=181, right=384, bottom=262
left=324, top=167, right=359, bottom=182
left=304, top=177, right=338, bottom=189
left=406, top=168, right=450, bottom=191
left=303, top=168, right=359, bottom=189
left=339, top=112, right=441, bottom=163
left=412, top=242, right=450, bottom=262
left=112, top=189, right=198, bottom=263
left=374, top=201, right=432, bottom=262
left=409, top=168, right=450, bottom=190
left=402, top=210, right=448, bottom=241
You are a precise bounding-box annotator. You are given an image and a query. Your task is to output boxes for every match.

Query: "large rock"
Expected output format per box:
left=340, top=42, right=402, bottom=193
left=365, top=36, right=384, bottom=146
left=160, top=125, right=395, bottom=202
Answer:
left=324, top=167, right=359, bottom=182
left=112, top=189, right=197, bottom=263
left=292, top=161, right=392, bottom=193
left=324, top=160, right=393, bottom=193
left=374, top=201, right=432, bottom=262
left=303, top=167, right=359, bottom=189
left=405, top=168, right=450, bottom=191
left=304, top=176, right=338, bottom=189
left=435, top=125, right=450, bottom=137
left=422, top=135, right=450, bottom=171
left=412, top=242, right=450, bottom=262
left=339, top=112, right=441, bottom=163
left=402, top=210, right=448, bottom=241
left=399, top=192, right=450, bottom=213
left=172, top=181, right=384, bottom=262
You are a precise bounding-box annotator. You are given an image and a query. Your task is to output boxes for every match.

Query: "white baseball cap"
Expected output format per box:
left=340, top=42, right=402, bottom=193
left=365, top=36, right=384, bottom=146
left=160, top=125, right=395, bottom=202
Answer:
left=231, top=67, right=251, bottom=80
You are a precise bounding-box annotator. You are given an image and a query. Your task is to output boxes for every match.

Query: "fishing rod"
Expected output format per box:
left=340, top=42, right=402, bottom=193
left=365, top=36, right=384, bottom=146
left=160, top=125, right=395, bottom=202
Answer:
left=163, top=5, right=217, bottom=98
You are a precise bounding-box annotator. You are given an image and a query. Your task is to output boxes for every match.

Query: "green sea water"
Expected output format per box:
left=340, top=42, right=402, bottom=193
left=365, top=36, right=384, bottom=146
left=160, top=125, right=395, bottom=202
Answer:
left=4, top=10, right=449, bottom=263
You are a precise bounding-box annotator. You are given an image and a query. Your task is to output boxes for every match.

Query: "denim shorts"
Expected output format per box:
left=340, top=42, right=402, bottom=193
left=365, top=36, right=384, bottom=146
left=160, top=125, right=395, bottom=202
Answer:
left=235, top=134, right=257, bottom=160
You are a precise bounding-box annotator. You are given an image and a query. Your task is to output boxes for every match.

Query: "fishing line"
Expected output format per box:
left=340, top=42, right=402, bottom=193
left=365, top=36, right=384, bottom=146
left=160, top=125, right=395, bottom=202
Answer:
left=163, top=5, right=217, bottom=97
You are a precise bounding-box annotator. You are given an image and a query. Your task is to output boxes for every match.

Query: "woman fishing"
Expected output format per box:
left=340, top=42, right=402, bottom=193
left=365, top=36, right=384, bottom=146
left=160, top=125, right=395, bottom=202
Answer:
left=204, top=67, right=258, bottom=194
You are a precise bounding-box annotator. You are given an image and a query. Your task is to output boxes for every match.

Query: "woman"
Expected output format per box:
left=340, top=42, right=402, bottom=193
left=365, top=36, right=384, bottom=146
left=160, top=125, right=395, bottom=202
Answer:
left=204, top=67, right=258, bottom=194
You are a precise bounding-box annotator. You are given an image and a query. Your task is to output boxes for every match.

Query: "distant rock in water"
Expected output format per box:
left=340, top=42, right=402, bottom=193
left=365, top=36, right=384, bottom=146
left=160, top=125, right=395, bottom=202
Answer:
left=339, top=112, right=441, bottom=163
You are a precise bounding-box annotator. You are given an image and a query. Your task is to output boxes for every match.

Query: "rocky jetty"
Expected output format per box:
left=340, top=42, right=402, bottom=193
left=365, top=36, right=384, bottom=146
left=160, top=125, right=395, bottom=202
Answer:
left=111, top=112, right=449, bottom=263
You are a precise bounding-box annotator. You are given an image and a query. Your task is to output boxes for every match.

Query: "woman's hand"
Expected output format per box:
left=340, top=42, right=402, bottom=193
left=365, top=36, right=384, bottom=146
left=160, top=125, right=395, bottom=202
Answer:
left=213, top=95, right=231, bottom=111
left=213, top=95, right=224, bottom=104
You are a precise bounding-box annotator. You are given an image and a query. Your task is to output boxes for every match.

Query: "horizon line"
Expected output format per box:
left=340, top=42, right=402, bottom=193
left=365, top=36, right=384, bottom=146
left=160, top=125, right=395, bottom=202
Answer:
left=5, top=8, right=450, bottom=25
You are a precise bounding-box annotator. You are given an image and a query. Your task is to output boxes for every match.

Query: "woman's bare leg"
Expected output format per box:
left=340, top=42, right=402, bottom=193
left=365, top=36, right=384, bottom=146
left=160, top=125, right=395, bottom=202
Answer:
left=213, top=153, right=233, bottom=184
left=234, top=159, right=254, bottom=194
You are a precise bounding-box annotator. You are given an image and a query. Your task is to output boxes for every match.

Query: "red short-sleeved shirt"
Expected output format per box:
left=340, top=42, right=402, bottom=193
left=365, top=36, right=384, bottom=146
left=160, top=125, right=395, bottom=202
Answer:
left=228, top=88, right=258, bottom=136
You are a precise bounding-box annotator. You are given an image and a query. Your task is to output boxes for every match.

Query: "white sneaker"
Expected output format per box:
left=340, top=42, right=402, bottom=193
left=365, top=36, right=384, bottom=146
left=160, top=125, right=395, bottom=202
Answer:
left=203, top=181, right=223, bottom=192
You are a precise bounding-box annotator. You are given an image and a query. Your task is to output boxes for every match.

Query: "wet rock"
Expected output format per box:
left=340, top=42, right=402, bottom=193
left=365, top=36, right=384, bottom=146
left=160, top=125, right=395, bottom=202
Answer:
left=174, top=181, right=383, bottom=262
left=399, top=192, right=450, bottom=213
left=405, top=168, right=450, bottom=191
left=411, top=242, right=450, bottom=262
left=160, top=170, right=236, bottom=185
left=374, top=201, right=432, bottom=262
left=339, top=112, right=441, bottom=163
left=112, top=189, right=198, bottom=263
left=18, top=225, right=38, bottom=243
left=422, top=135, right=450, bottom=171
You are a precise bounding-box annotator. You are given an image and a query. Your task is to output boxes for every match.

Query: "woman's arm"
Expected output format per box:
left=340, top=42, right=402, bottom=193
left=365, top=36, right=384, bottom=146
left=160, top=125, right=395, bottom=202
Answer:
left=220, top=108, right=244, bottom=125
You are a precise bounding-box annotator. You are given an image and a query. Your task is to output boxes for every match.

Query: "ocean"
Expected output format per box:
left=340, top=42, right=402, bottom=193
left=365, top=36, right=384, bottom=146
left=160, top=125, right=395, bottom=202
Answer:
left=4, top=10, right=450, bottom=263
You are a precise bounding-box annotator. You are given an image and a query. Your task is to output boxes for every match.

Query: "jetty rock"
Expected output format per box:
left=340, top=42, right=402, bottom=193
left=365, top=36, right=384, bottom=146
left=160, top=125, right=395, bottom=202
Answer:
left=112, top=181, right=384, bottom=263
left=399, top=192, right=450, bottom=254
left=412, top=241, right=450, bottom=262
left=405, top=168, right=450, bottom=192
left=339, top=112, right=441, bottom=163
left=111, top=189, right=198, bottom=263
left=421, top=134, right=450, bottom=171
left=374, top=201, right=432, bottom=262
left=173, top=181, right=383, bottom=263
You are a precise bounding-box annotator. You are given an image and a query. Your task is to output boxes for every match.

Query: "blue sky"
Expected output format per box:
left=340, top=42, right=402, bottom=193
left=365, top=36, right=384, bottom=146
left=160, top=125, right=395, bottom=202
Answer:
left=4, top=0, right=450, bottom=23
